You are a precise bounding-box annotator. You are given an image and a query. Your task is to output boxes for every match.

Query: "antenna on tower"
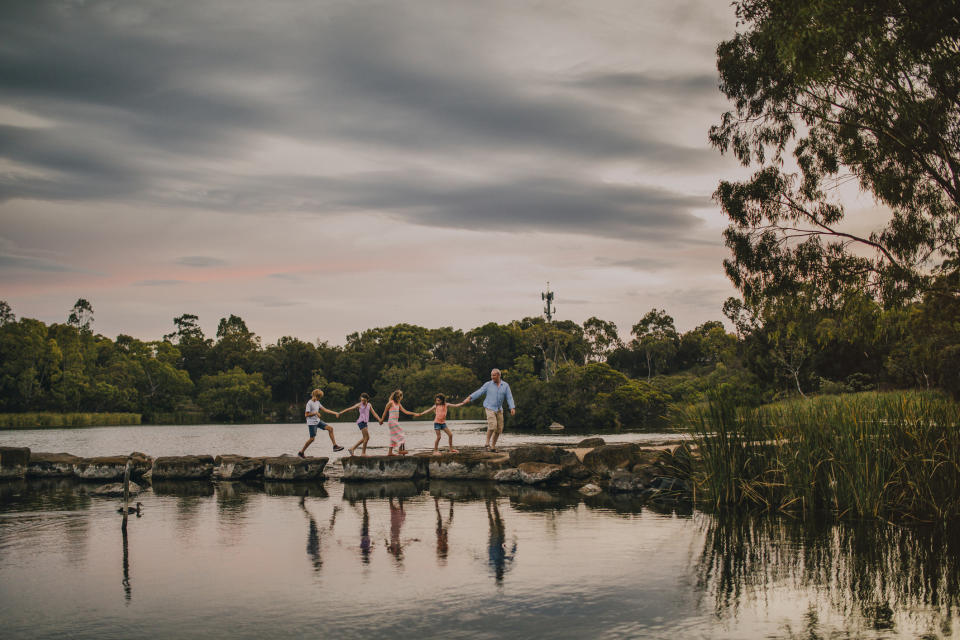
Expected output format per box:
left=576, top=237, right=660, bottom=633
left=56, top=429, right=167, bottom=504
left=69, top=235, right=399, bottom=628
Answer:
left=541, top=282, right=555, bottom=323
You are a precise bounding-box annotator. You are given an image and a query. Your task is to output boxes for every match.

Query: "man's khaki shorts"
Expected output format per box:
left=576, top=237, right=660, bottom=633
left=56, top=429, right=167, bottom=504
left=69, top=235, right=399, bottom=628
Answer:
left=485, top=408, right=504, bottom=433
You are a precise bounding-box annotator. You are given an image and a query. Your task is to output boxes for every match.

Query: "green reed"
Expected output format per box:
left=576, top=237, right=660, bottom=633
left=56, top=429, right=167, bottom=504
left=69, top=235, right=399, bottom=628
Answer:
left=0, top=412, right=142, bottom=428
left=686, top=391, right=960, bottom=521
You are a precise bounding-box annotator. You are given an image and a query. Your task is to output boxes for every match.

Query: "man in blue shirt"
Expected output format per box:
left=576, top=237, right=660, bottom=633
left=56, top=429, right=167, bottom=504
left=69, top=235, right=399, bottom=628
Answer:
left=464, top=368, right=516, bottom=452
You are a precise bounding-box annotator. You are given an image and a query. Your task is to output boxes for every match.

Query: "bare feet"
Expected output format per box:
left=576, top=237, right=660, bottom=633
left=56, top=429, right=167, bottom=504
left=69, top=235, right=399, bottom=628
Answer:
left=449, top=449, right=459, bottom=453
left=432, top=450, right=441, bottom=456
left=348, top=447, right=356, bottom=456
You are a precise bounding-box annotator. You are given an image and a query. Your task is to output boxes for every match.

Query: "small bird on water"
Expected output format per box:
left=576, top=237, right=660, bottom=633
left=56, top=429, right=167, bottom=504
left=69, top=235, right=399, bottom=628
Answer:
left=117, top=502, right=143, bottom=515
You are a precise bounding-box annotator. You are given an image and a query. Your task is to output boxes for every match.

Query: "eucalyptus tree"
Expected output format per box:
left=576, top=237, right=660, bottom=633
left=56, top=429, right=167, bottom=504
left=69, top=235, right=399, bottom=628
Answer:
left=712, top=0, right=960, bottom=306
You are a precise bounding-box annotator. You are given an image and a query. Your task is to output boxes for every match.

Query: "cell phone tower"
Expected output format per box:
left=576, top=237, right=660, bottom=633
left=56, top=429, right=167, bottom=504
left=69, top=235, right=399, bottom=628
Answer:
left=541, top=282, right=555, bottom=323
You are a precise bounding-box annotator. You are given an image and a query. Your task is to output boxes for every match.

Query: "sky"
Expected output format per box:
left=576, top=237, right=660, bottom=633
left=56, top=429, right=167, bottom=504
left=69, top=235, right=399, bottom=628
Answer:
left=1, top=0, right=756, bottom=345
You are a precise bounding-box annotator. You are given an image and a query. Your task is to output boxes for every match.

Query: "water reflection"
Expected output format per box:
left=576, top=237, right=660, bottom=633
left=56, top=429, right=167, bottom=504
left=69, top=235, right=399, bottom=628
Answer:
left=299, top=496, right=339, bottom=573
left=342, top=481, right=420, bottom=501
left=386, top=497, right=406, bottom=566
left=696, top=512, right=960, bottom=637
left=434, top=496, right=452, bottom=566
left=485, top=498, right=517, bottom=585
left=121, top=523, right=131, bottom=603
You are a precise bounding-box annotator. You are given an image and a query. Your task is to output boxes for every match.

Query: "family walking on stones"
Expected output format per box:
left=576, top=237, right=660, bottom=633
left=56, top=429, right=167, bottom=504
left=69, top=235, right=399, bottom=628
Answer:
left=297, top=368, right=516, bottom=457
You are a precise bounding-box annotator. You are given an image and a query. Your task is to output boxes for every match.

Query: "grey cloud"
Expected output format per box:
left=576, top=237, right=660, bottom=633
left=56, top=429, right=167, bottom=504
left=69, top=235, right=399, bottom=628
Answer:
left=268, top=273, right=301, bottom=281
left=0, top=253, right=82, bottom=272
left=594, top=256, right=677, bottom=272
left=176, top=256, right=226, bottom=267
left=133, top=279, right=186, bottom=286
left=568, top=72, right=719, bottom=99
left=0, top=0, right=720, bottom=212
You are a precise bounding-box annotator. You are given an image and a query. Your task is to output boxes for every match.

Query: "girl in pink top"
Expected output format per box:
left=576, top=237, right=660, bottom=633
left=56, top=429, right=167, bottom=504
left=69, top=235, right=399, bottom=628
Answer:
left=338, top=392, right=382, bottom=456
left=416, top=393, right=465, bottom=455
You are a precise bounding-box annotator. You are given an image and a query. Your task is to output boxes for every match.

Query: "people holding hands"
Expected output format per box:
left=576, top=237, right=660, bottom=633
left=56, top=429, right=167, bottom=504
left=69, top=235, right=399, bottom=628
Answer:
left=415, top=393, right=464, bottom=455
left=339, top=392, right=382, bottom=456
left=380, top=390, right=416, bottom=456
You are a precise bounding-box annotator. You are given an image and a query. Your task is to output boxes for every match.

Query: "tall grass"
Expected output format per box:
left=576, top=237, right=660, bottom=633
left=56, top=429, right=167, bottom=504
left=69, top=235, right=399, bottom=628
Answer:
left=0, top=412, right=142, bottom=428
left=686, top=391, right=960, bottom=521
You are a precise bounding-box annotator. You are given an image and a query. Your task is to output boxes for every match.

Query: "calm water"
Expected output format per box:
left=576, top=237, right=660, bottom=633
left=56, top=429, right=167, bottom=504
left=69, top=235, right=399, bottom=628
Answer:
left=1, top=425, right=959, bottom=639
left=0, top=420, right=686, bottom=459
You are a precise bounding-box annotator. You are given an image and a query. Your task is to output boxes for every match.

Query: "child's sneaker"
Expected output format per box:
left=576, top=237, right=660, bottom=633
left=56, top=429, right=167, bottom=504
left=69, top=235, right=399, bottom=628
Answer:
left=333, top=445, right=344, bottom=452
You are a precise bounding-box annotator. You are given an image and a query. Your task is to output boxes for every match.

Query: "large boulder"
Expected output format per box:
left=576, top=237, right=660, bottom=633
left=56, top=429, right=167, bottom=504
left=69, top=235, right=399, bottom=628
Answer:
left=213, top=455, right=264, bottom=480
left=152, top=455, right=215, bottom=480
left=89, top=481, right=142, bottom=497
left=429, top=451, right=510, bottom=480
left=0, top=446, right=31, bottom=479
left=508, top=445, right=567, bottom=467
left=516, top=462, right=563, bottom=485
left=263, top=456, right=328, bottom=481
left=582, top=443, right=642, bottom=475
left=341, top=455, right=426, bottom=481
left=73, top=453, right=152, bottom=482
left=577, top=437, right=606, bottom=448
left=28, top=452, right=80, bottom=477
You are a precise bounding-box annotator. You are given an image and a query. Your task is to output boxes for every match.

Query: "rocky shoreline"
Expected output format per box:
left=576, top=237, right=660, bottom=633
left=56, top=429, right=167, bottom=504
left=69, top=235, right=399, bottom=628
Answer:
left=0, top=439, right=692, bottom=501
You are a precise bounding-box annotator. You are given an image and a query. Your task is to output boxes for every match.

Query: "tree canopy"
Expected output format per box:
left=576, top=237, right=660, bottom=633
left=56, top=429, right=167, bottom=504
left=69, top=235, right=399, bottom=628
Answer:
left=712, top=0, right=960, bottom=307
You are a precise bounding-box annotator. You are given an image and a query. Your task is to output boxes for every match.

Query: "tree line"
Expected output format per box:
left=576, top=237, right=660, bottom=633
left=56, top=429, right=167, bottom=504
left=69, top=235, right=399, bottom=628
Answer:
left=1, top=290, right=956, bottom=430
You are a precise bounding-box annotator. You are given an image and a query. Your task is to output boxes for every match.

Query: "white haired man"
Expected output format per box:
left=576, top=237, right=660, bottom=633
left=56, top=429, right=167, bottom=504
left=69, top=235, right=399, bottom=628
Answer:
left=463, top=369, right=516, bottom=452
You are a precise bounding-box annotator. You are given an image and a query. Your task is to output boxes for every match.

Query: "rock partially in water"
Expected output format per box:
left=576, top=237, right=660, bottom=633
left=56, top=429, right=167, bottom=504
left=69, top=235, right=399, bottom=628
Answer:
left=508, top=445, right=567, bottom=467
left=429, top=451, right=510, bottom=480
left=74, top=453, right=152, bottom=482
left=517, top=462, right=563, bottom=485
left=582, top=444, right=643, bottom=475
left=640, top=476, right=692, bottom=503
left=341, top=455, right=426, bottom=481
left=152, top=455, right=215, bottom=480
left=577, top=437, right=606, bottom=448
left=0, top=446, right=31, bottom=479
left=579, top=483, right=603, bottom=496
left=493, top=468, right=521, bottom=483
left=28, top=452, right=81, bottom=477
left=89, top=481, right=142, bottom=497
left=263, top=456, right=328, bottom=481
left=608, top=470, right=640, bottom=493
left=213, top=455, right=264, bottom=480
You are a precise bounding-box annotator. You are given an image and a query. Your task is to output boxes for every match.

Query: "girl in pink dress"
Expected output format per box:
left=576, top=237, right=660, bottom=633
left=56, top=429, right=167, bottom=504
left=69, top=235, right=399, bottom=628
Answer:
left=380, top=390, right=416, bottom=456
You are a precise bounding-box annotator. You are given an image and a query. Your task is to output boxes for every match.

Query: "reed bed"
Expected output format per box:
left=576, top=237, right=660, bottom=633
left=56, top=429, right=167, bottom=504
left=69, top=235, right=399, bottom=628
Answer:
left=686, top=391, right=960, bottom=522
left=0, top=412, right=142, bottom=428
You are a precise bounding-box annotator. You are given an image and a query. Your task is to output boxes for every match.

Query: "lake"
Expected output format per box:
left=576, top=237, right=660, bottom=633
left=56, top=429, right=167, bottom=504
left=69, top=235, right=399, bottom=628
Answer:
left=1, top=423, right=958, bottom=639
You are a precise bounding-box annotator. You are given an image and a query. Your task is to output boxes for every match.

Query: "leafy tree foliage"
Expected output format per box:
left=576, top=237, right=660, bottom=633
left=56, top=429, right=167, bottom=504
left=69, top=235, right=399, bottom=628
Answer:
left=712, top=0, right=960, bottom=305
left=196, top=367, right=270, bottom=422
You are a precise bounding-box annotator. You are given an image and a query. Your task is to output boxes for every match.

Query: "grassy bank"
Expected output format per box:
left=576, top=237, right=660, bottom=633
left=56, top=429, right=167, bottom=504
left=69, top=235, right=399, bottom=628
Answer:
left=0, top=412, right=142, bottom=428
left=685, top=391, right=960, bottom=522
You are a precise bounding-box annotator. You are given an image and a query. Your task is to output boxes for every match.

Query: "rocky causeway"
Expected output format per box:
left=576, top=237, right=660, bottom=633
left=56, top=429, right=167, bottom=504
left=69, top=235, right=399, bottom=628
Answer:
left=0, top=440, right=692, bottom=499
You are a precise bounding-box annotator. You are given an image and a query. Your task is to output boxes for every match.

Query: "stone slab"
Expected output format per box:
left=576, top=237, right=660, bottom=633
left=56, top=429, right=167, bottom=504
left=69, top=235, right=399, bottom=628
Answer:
left=262, top=456, right=328, bottom=481
left=28, top=452, right=81, bottom=477
left=341, top=455, right=426, bottom=481
left=152, top=455, right=215, bottom=480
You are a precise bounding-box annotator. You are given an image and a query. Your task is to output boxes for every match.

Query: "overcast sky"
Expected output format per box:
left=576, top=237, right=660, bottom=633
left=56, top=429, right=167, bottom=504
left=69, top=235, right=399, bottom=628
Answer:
left=1, top=0, right=756, bottom=344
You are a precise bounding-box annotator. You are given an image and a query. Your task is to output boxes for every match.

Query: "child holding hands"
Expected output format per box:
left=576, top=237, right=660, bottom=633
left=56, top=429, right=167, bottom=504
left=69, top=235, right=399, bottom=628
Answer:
left=380, top=390, right=416, bottom=456
left=339, top=392, right=382, bottom=456
left=416, top=393, right=464, bottom=455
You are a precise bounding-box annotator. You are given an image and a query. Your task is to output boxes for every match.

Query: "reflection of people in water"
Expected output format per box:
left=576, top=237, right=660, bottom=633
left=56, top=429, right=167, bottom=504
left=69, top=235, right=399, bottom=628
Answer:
left=435, top=496, right=453, bottom=565
left=300, top=495, right=339, bottom=572
left=359, top=499, right=373, bottom=564
left=486, top=498, right=517, bottom=584
left=386, top=497, right=406, bottom=564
